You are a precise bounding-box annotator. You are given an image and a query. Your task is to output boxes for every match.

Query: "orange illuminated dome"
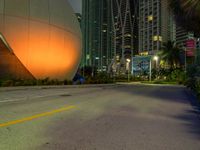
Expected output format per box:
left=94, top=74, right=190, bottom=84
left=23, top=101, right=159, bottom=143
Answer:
left=0, top=0, right=82, bottom=80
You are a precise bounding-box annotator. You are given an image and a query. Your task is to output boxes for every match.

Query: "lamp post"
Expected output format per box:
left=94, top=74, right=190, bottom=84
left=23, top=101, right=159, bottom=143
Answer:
left=149, top=58, right=152, bottom=82
left=184, top=47, right=187, bottom=73
left=154, top=55, right=159, bottom=79
left=153, top=55, right=159, bottom=68
left=126, top=58, right=131, bottom=82
left=149, top=55, right=159, bottom=81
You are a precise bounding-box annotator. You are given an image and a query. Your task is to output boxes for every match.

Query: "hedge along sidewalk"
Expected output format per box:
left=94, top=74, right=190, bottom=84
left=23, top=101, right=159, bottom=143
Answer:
left=184, top=88, right=200, bottom=118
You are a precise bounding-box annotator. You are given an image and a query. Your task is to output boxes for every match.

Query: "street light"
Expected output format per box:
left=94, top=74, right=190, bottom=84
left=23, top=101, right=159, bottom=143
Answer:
left=126, top=58, right=131, bottom=82
left=149, top=55, right=159, bottom=82
left=153, top=55, right=159, bottom=80
left=153, top=55, right=159, bottom=68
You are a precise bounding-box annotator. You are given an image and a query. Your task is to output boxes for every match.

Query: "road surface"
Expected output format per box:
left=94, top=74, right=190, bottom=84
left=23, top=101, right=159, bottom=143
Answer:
left=0, top=84, right=200, bottom=150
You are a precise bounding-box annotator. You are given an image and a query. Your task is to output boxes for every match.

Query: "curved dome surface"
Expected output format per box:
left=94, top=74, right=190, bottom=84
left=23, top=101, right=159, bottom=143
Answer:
left=0, top=0, right=82, bottom=80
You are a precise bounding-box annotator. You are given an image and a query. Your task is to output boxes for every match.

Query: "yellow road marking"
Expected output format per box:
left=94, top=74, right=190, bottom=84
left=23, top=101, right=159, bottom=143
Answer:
left=0, top=105, right=75, bottom=128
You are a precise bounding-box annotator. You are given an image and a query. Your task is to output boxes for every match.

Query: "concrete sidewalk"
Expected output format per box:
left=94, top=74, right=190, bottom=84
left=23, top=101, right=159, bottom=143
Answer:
left=0, top=82, right=186, bottom=92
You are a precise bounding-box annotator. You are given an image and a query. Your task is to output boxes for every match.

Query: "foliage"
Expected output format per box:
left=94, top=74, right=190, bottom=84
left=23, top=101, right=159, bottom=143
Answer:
left=187, top=64, right=200, bottom=77
left=153, top=68, right=186, bottom=84
left=84, top=72, right=114, bottom=84
left=1, top=80, right=14, bottom=87
left=185, top=64, right=200, bottom=100
left=0, top=78, right=73, bottom=87
left=167, top=69, right=186, bottom=84
left=159, top=41, right=183, bottom=69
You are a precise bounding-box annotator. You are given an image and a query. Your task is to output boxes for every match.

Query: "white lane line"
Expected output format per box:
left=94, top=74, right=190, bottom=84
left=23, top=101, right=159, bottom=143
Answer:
left=0, top=98, right=27, bottom=103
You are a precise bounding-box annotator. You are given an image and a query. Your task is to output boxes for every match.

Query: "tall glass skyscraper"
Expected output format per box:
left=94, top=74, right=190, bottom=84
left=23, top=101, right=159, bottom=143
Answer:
left=82, top=0, right=139, bottom=73
left=111, top=0, right=139, bottom=60
left=82, top=0, right=113, bottom=72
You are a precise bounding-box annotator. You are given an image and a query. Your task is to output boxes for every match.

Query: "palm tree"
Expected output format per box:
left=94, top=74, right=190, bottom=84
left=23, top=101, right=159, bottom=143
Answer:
left=159, top=41, right=182, bottom=69
left=170, top=0, right=200, bottom=36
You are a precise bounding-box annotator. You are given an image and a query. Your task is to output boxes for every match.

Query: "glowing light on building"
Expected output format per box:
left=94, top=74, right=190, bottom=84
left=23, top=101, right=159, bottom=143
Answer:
left=0, top=0, right=82, bottom=80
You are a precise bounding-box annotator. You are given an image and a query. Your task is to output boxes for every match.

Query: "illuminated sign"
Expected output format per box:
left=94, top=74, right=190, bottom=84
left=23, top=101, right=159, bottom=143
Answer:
left=132, top=56, right=151, bottom=75
left=186, top=39, right=196, bottom=57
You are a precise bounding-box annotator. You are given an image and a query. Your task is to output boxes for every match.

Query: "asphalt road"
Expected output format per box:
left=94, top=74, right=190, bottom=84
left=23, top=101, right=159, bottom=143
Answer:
left=0, top=84, right=200, bottom=150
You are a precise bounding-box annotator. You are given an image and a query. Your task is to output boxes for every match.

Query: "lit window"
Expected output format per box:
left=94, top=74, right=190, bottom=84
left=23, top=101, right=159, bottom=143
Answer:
left=139, top=51, right=148, bottom=56
left=148, top=15, right=153, bottom=21
left=124, top=45, right=131, bottom=49
left=159, top=36, right=162, bottom=41
left=86, top=54, right=90, bottom=60
left=153, top=36, right=158, bottom=41
left=153, top=35, right=162, bottom=41
left=125, top=34, right=132, bottom=37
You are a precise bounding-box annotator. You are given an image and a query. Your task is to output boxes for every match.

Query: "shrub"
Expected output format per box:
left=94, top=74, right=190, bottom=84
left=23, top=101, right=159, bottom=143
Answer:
left=1, top=80, right=14, bottom=87
left=84, top=73, right=114, bottom=84
left=64, top=80, right=72, bottom=85
left=185, top=64, right=200, bottom=101
left=167, top=69, right=186, bottom=84
left=23, top=80, right=37, bottom=86
left=195, top=77, right=200, bottom=95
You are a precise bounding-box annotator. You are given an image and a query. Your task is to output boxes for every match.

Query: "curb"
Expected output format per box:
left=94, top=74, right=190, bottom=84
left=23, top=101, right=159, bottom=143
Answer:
left=119, top=82, right=186, bottom=88
left=0, top=82, right=186, bottom=92
left=0, top=84, right=119, bottom=92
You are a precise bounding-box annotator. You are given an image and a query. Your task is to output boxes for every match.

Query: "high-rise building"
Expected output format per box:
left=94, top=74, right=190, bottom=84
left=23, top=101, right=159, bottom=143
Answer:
left=107, top=0, right=139, bottom=75
left=82, top=0, right=139, bottom=73
left=82, top=0, right=113, bottom=72
left=111, top=0, right=139, bottom=60
left=176, top=25, right=194, bottom=48
left=139, top=0, right=173, bottom=55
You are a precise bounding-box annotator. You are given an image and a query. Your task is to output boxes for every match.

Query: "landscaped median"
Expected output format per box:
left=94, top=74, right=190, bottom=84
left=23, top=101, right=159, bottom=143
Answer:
left=186, top=78, right=200, bottom=102
left=141, top=81, right=178, bottom=85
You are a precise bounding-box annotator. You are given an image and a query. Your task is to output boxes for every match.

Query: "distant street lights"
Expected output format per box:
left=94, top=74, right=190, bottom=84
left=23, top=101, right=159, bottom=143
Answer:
left=126, top=58, right=131, bottom=82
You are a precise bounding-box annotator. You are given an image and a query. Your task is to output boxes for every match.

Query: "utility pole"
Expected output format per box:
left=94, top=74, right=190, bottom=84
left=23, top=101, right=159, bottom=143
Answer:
left=149, top=59, right=152, bottom=82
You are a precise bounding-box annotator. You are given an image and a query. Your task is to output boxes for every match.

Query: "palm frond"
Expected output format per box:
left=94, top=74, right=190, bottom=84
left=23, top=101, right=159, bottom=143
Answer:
left=170, top=0, right=200, bottom=36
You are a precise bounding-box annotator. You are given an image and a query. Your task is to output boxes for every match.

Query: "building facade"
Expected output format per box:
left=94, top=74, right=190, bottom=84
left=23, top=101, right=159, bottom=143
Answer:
left=176, top=25, right=194, bottom=48
left=82, top=0, right=113, bottom=72
left=139, top=0, right=173, bottom=55
left=82, top=0, right=139, bottom=73
left=111, top=0, right=139, bottom=60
